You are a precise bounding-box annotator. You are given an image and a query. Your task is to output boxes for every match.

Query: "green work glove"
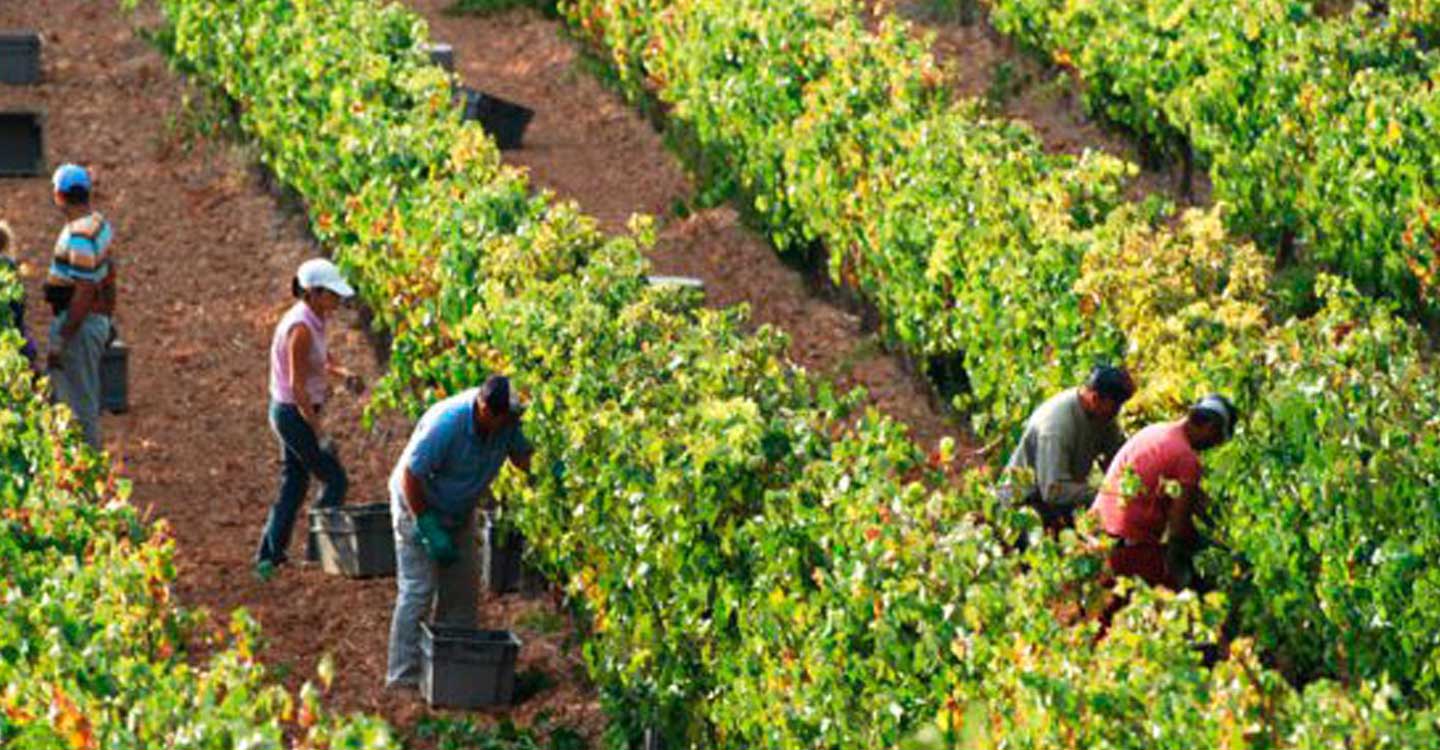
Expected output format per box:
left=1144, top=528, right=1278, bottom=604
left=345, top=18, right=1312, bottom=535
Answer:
left=415, top=510, right=459, bottom=566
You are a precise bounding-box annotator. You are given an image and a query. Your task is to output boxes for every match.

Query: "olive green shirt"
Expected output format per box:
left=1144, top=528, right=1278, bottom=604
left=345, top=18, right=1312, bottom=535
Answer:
left=1003, top=388, right=1125, bottom=509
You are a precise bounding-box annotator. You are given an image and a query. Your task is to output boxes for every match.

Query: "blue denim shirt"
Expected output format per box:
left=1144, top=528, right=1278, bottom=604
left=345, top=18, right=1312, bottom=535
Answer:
left=389, top=388, right=532, bottom=517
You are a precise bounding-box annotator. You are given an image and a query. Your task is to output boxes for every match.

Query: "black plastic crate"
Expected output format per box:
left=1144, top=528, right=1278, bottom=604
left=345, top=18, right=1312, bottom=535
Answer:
left=101, top=335, right=128, bottom=414
left=0, top=111, right=44, bottom=177
left=482, top=511, right=546, bottom=595
left=308, top=502, right=396, bottom=578
left=420, top=623, right=521, bottom=709
left=0, top=32, right=41, bottom=85
left=459, top=86, right=534, bottom=150
left=424, top=42, right=454, bottom=72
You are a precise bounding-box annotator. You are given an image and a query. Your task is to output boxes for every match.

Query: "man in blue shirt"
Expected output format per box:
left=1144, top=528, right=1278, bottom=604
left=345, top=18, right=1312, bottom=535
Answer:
left=385, top=374, right=534, bottom=691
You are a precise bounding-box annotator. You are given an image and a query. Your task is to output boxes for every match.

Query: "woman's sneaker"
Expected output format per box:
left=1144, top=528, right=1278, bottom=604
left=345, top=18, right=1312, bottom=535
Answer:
left=253, top=555, right=287, bottom=582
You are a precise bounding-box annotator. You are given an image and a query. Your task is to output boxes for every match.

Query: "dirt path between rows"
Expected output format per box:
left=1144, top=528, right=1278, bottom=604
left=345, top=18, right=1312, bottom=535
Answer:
left=1, top=2, right=601, bottom=741
left=407, top=1, right=973, bottom=457
left=884, top=1, right=1213, bottom=205
left=3, top=0, right=988, bottom=742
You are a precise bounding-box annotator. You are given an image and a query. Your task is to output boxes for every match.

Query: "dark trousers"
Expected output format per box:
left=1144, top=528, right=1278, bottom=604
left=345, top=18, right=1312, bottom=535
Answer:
left=1107, top=540, right=1177, bottom=589
left=256, top=400, right=348, bottom=564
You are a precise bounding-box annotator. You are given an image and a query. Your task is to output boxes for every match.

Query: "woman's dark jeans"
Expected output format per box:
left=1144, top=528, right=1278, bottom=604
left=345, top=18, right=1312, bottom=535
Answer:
left=256, top=401, right=348, bottom=565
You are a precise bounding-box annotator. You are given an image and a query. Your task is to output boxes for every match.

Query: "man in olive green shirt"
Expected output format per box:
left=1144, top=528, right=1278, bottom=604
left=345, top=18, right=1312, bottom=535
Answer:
left=1001, top=365, right=1135, bottom=528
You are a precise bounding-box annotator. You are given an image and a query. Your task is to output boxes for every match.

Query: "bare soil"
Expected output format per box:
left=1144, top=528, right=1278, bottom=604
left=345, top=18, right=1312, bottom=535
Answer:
left=409, top=0, right=976, bottom=456
left=0, top=0, right=1016, bottom=742
left=883, top=0, right=1214, bottom=205
left=1, top=1, right=600, bottom=741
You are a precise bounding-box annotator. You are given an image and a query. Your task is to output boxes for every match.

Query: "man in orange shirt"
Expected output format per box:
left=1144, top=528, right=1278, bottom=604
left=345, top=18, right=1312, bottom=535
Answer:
left=1091, top=395, right=1236, bottom=589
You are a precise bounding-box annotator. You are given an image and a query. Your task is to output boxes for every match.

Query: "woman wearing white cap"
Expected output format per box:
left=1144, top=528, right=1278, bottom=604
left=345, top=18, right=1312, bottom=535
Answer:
left=255, top=258, right=357, bottom=576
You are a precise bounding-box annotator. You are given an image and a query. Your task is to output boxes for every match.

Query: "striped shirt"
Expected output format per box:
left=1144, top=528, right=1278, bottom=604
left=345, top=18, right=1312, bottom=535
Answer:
left=47, top=212, right=113, bottom=286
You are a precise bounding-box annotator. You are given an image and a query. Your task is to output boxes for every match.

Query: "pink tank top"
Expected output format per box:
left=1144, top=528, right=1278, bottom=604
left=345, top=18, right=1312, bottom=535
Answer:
left=269, top=301, right=328, bottom=407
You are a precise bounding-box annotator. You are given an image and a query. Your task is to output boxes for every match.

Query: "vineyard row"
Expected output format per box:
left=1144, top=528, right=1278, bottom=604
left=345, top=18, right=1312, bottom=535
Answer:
left=104, top=0, right=1440, bottom=746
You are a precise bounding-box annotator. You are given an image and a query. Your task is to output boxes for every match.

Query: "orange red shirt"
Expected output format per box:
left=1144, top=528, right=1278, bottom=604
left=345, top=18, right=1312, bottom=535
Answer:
left=1091, top=421, right=1201, bottom=544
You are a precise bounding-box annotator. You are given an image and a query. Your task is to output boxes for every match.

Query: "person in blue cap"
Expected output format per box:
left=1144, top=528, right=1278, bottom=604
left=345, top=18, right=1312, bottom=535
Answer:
left=42, top=164, right=116, bottom=450
left=385, top=374, right=534, bottom=692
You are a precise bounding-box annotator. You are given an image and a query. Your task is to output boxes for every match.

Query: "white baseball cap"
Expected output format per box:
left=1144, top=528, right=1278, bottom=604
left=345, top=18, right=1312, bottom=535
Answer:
left=296, top=258, right=355, bottom=298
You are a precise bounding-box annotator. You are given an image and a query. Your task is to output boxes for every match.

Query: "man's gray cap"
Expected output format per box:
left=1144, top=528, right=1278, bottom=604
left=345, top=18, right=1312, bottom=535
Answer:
left=1193, top=394, right=1235, bottom=440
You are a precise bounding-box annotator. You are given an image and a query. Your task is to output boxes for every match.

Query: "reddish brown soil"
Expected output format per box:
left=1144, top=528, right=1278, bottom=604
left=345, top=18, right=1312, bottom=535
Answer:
left=409, top=1, right=975, bottom=457
left=0, top=0, right=994, bottom=742
left=0, top=1, right=600, bottom=742
left=884, top=1, right=1214, bottom=205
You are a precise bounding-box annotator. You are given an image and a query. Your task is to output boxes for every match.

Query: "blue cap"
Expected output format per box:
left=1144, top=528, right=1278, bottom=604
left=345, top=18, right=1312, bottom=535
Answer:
left=52, top=163, right=91, bottom=194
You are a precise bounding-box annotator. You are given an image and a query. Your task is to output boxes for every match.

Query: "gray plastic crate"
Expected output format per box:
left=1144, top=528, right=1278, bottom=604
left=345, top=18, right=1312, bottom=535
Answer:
left=0, top=32, right=41, bottom=85
left=0, top=111, right=43, bottom=176
left=101, top=336, right=128, bottom=414
left=646, top=275, right=706, bottom=295
left=420, top=623, right=521, bottom=709
left=308, top=503, right=396, bottom=578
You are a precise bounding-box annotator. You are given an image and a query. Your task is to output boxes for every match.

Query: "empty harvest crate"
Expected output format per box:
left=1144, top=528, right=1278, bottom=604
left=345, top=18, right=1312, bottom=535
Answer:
left=0, top=111, right=44, bottom=176
left=309, top=503, right=396, bottom=578
left=0, top=32, right=41, bottom=85
left=459, top=86, right=534, bottom=150
left=420, top=623, right=521, bottom=709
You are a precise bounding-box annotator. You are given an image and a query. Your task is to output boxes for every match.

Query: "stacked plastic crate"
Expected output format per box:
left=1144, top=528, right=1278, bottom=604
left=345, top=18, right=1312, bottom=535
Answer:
left=0, top=31, right=43, bottom=176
